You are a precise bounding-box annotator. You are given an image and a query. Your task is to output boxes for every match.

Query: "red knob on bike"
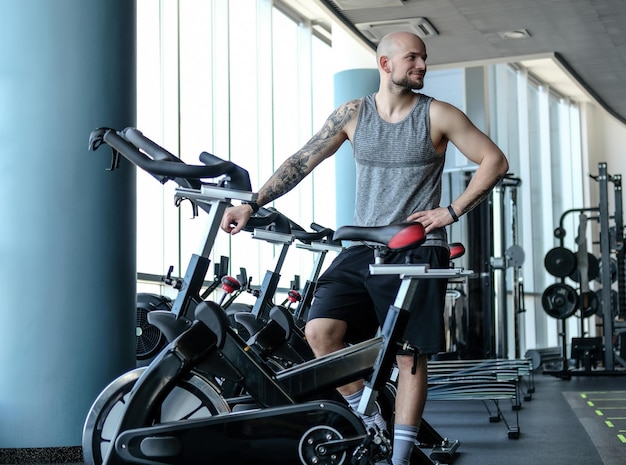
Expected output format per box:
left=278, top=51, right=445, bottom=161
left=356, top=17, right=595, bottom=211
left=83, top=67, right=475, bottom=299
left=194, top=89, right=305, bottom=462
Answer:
left=221, top=276, right=241, bottom=294
left=449, top=243, right=465, bottom=260
left=287, top=290, right=302, bottom=303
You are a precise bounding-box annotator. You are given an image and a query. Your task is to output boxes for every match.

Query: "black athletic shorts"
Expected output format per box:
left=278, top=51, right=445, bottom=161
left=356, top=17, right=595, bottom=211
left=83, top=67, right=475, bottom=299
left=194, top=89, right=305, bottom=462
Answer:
left=307, top=244, right=449, bottom=355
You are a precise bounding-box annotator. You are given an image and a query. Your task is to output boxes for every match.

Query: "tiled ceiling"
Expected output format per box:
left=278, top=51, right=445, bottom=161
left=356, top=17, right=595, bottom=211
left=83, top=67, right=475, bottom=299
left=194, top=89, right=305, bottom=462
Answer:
left=304, top=0, right=626, bottom=124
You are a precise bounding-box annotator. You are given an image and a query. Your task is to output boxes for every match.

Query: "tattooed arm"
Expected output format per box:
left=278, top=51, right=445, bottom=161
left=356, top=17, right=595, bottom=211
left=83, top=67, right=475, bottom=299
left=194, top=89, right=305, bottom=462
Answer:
left=220, top=99, right=361, bottom=234
left=256, top=99, right=358, bottom=206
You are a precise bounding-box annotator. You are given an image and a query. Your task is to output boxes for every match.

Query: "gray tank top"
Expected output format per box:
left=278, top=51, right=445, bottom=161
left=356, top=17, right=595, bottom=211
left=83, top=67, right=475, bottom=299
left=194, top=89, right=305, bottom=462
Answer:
left=352, top=93, right=447, bottom=246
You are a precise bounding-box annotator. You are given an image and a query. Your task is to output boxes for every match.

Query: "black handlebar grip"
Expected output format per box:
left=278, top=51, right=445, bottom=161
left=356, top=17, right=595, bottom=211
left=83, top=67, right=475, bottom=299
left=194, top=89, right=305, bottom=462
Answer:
left=244, top=211, right=281, bottom=231
left=92, top=127, right=253, bottom=192
left=122, top=128, right=184, bottom=162
left=199, top=151, right=252, bottom=191
left=308, top=222, right=341, bottom=246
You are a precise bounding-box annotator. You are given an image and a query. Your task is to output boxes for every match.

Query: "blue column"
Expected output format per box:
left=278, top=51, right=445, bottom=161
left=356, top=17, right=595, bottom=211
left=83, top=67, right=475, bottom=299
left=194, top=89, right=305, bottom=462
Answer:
left=333, top=69, right=379, bottom=227
left=0, top=0, right=136, bottom=448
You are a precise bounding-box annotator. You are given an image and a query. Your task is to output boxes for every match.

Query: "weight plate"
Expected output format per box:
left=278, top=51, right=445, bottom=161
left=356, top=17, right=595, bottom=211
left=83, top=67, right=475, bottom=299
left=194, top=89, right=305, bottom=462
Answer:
left=541, top=283, right=578, bottom=319
left=544, top=247, right=577, bottom=278
left=569, top=253, right=599, bottom=283
left=506, top=244, right=525, bottom=267
left=579, top=291, right=600, bottom=318
left=596, top=288, right=619, bottom=318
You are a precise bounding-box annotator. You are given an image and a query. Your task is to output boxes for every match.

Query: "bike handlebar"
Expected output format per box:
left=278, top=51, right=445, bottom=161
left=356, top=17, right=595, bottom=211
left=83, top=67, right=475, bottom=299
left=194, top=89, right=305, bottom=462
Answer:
left=90, top=127, right=340, bottom=242
left=292, top=227, right=337, bottom=245
left=242, top=207, right=337, bottom=241
left=89, top=127, right=252, bottom=192
left=260, top=207, right=338, bottom=245
left=244, top=208, right=291, bottom=235
left=308, top=222, right=342, bottom=246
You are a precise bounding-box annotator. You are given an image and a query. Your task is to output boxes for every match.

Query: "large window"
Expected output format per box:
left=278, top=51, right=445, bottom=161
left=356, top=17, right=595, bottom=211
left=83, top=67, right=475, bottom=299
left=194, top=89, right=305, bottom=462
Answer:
left=489, top=63, right=584, bottom=351
left=135, top=0, right=334, bottom=302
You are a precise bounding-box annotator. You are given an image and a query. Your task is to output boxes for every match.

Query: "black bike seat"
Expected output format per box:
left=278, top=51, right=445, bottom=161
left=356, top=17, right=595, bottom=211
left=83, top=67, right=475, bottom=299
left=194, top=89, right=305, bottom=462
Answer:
left=333, top=222, right=426, bottom=252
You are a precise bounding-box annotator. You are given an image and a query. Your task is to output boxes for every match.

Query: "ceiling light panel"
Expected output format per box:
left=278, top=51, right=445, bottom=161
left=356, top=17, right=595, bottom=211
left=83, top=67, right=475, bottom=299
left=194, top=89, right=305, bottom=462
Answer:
left=356, top=17, right=438, bottom=42
left=332, top=0, right=406, bottom=10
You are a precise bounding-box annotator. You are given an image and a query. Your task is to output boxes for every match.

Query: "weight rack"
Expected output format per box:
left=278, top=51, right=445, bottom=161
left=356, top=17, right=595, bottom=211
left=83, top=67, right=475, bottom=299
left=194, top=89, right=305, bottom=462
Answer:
left=546, top=163, right=626, bottom=375
left=596, top=163, right=626, bottom=371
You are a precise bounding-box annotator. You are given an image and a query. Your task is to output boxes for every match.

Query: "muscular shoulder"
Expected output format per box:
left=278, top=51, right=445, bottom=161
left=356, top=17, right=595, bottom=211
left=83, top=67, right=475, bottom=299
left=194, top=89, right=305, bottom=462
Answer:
left=303, top=98, right=362, bottom=159
left=335, top=98, right=362, bottom=127
left=429, top=99, right=471, bottom=131
left=316, top=98, right=362, bottom=142
left=427, top=99, right=468, bottom=152
left=428, top=98, right=500, bottom=160
left=332, top=98, right=362, bottom=140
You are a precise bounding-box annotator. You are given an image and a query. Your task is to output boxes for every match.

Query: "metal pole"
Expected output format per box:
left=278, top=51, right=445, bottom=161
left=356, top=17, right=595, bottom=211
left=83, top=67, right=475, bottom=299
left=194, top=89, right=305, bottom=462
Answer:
left=598, top=162, right=615, bottom=370
left=492, top=184, right=507, bottom=358
left=511, top=185, right=522, bottom=359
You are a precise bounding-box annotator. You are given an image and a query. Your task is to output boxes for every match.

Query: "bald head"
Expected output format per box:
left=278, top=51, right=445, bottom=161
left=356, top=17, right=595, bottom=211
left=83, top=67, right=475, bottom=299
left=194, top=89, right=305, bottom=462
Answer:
left=376, top=31, right=426, bottom=64
left=375, top=31, right=428, bottom=91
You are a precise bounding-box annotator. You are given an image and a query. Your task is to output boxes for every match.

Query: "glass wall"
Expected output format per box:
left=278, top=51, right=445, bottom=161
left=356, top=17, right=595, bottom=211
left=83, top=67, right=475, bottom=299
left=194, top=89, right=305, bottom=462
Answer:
left=135, top=0, right=334, bottom=304
left=488, top=64, right=584, bottom=353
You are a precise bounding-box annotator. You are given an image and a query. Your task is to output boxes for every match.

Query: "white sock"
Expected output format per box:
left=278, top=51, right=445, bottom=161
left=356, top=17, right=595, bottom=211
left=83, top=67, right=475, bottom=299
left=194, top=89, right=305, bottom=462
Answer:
left=392, top=424, right=419, bottom=465
left=343, top=388, right=387, bottom=432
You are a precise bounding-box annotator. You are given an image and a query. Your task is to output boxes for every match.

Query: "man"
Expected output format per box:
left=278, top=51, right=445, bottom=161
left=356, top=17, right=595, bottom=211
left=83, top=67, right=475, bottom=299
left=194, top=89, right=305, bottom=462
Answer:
left=221, top=31, right=509, bottom=465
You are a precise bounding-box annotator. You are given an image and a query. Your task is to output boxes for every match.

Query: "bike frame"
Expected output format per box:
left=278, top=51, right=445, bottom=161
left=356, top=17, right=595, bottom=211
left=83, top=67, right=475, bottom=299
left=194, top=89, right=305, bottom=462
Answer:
left=101, top=189, right=470, bottom=465
left=88, top=127, right=468, bottom=465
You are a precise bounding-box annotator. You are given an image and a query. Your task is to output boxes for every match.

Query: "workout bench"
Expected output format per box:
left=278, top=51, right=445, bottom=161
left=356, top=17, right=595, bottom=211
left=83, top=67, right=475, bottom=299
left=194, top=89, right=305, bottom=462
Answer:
left=425, top=358, right=534, bottom=439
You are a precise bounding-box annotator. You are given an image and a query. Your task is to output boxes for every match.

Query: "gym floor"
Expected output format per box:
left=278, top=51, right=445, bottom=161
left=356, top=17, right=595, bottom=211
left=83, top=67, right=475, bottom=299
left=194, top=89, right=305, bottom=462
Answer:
left=422, top=371, right=626, bottom=465
left=1, top=372, right=624, bottom=465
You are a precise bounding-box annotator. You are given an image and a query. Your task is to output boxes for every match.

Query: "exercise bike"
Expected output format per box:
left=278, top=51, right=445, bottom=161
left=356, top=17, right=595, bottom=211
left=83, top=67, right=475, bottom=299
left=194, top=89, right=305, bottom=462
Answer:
left=100, top=224, right=468, bottom=465
left=83, top=127, right=351, bottom=464
left=84, top=127, right=470, bottom=465
left=228, top=209, right=341, bottom=368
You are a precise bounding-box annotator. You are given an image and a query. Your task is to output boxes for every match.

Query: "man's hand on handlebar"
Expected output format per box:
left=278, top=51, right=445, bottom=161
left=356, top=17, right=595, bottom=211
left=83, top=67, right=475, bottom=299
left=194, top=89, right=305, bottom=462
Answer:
left=221, top=204, right=254, bottom=235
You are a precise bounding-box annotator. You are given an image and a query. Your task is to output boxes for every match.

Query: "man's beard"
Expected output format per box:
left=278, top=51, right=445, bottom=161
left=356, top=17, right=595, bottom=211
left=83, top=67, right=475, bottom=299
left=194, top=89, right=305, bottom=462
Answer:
left=391, top=75, right=424, bottom=90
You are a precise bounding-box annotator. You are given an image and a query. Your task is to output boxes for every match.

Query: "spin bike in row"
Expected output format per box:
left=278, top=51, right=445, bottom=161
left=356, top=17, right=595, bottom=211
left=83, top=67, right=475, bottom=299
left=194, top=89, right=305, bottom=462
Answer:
left=83, top=127, right=470, bottom=465
left=83, top=127, right=361, bottom=462
left=83, top=127, right=343, bottom=463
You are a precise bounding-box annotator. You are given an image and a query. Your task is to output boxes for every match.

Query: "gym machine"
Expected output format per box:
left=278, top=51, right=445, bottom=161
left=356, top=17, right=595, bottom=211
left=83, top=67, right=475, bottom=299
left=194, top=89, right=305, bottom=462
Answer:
left=135, top=256, right=232, bottom=366
left=491, top=174, right=525, bottom=359
left=84, top=127, right=468, bottom=465
left=452, top=171, right=525, bottom=360
left=541, top=162, right=626, bottom=376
